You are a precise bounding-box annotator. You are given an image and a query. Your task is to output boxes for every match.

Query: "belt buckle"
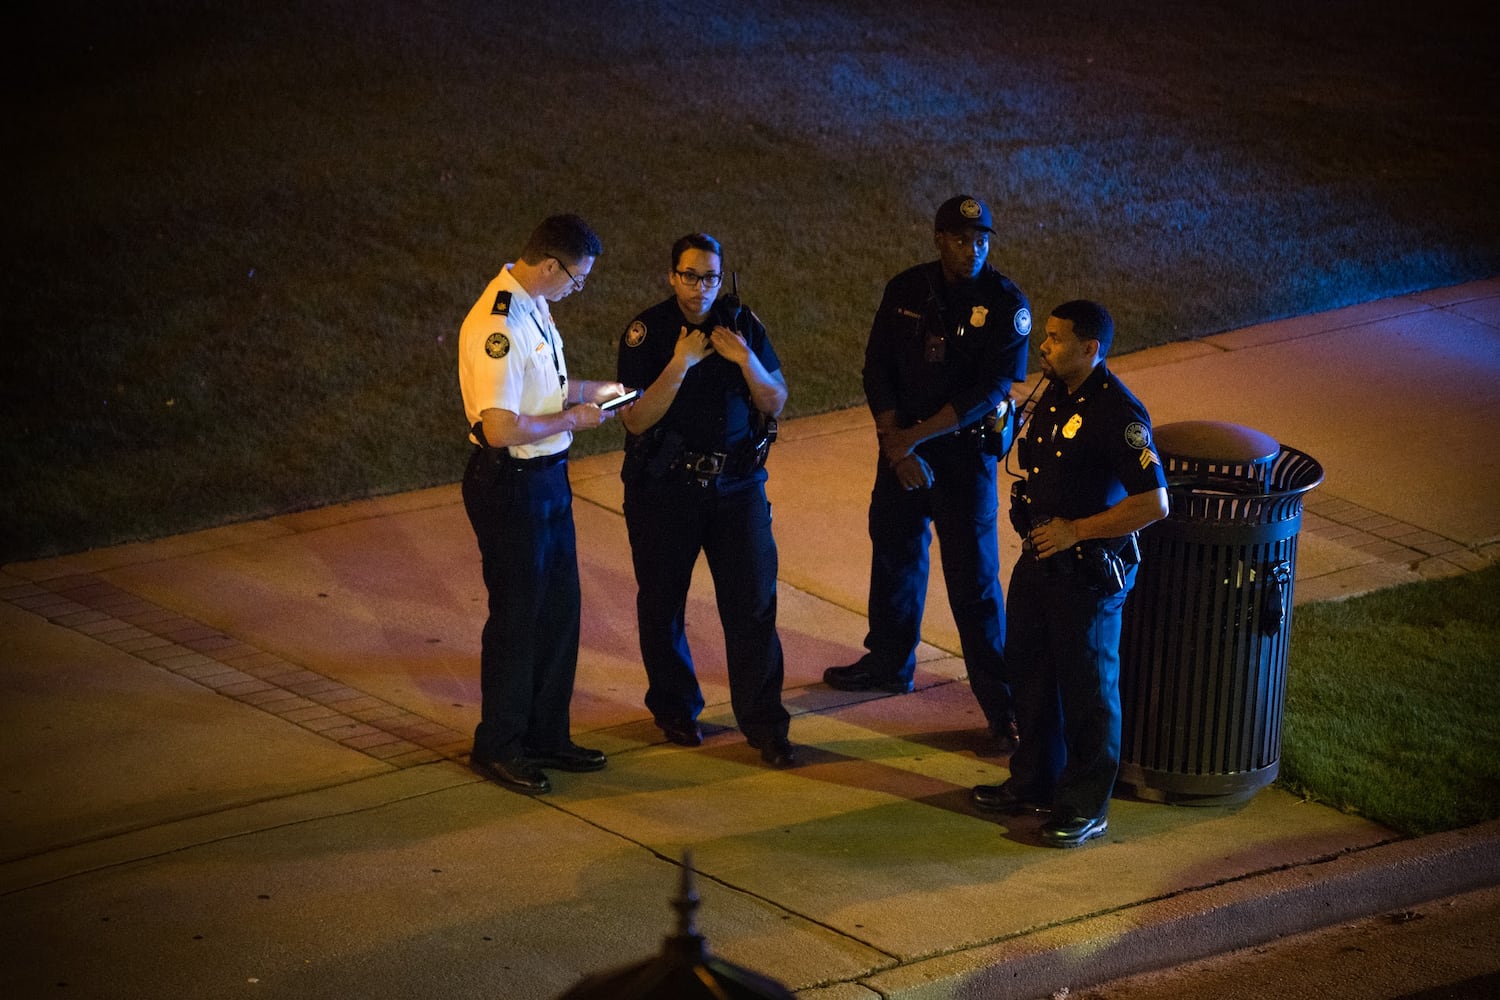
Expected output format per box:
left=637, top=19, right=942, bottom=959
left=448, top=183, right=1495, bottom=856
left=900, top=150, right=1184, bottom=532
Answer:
left=686, top=451, right=725, bottom=487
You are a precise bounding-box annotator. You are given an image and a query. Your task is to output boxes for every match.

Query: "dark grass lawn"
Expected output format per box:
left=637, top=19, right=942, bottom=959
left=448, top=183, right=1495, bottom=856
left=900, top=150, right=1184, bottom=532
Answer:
left=4, top=0, right=1498, bottom=560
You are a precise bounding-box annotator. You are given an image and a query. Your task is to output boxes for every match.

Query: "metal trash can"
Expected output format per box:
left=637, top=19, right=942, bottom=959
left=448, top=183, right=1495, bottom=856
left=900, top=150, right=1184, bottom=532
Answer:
left=1117, top=420, right=1323, bottom=806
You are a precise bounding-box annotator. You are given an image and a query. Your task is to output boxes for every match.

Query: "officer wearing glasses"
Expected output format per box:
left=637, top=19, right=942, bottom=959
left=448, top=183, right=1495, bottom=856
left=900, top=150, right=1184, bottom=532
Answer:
left=458, top=213, right=628, bottom=797
left=615, top=233, right=797, bottom=768
left=824, top=196, right=1030, bottom=755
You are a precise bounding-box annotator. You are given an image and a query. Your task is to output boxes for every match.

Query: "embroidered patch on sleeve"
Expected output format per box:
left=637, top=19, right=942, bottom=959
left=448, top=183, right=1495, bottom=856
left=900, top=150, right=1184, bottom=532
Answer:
left=1013, top=307, right=1032, bottom=336
left=1124, top=421, right=1151, bottom=449
left=1140, top=448, right=1161, bottom=470
left=625, top=321, right=647, bottom=348
left=485, top=332, right=510, bottom=359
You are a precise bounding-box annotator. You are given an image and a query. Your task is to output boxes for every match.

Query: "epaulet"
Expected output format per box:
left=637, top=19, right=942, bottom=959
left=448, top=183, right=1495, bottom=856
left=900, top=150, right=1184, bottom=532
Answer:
left=490, top=290, right=512, bottom=316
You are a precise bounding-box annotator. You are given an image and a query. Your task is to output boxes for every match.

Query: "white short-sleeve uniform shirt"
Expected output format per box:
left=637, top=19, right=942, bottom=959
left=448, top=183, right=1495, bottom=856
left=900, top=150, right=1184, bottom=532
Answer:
left=458, top=264, right=571, bottom=459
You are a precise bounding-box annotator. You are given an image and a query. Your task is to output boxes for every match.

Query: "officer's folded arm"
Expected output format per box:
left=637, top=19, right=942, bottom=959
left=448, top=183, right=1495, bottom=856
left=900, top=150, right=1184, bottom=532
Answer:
left=1034, top=488, right=1169, bottom=556
left=879, top=403, right=961, bottom=465
left=620, top=355, right=693, bottom=436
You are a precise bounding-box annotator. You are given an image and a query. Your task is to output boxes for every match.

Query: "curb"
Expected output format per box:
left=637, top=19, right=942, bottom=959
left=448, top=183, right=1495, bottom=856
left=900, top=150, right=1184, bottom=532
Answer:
left=855, top=819, right=1500, bottom=999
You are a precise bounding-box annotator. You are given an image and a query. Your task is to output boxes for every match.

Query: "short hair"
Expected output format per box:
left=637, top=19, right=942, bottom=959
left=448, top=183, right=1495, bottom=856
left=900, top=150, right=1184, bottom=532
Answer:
left=520, top=214, right=603, bottom=266
left=670, top=232, right=723, bottom=270
left=1051, top=299, right=1115, bottom=358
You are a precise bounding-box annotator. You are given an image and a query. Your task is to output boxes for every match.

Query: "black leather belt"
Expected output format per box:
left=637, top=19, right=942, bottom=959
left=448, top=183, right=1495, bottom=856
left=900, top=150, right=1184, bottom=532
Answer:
left=473, top=446, right=568, bottom=471
left=511, top=449, right=568, bottom=469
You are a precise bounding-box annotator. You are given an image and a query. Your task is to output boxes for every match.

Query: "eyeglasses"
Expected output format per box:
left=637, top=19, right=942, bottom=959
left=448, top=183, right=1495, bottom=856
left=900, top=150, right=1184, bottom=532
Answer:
left=549, top=256, right=588, bottom=291
left=672, top=269, right=722, bottom=290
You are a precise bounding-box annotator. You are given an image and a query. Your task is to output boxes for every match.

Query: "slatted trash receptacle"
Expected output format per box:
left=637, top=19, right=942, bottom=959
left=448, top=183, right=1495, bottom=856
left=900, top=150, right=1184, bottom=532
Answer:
left=1117, top=420, right=1323, bottom=806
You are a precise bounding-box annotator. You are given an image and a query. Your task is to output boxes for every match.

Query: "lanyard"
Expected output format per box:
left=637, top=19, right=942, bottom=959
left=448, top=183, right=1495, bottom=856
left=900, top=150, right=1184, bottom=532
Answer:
left=528, top=309, right=567, bottom=395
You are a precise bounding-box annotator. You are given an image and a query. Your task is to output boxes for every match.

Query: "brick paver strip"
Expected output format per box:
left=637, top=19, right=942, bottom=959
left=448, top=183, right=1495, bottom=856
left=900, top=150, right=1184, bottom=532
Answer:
left=113, top=635, right=178, bottom=654
left=53, top=609, right=112, bottom=628
left=0, top=575, right=474, bottom=761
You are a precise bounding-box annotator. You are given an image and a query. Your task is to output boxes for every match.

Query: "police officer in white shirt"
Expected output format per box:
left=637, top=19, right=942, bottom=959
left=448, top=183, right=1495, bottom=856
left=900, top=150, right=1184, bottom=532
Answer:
left=458, top=213, right=627, bottom=796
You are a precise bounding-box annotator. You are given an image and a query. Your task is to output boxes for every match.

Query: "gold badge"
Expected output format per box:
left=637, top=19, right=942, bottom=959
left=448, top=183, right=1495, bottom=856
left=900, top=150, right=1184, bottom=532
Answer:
left=970, top=305, right=989, bottom=327
left=485, top=332, right=510, bottom=359
left=1062, top=413, right=1083, bottom=439
left=625, top=320, right=647, bottom=348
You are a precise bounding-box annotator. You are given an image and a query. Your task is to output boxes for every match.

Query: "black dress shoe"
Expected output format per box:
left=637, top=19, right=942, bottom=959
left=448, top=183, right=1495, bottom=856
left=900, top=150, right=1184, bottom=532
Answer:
left=525, top=743, right=607, bottom=772
left=470, top=755, right=551, bottom=795
left=1040, top=815, right=1108, bottom=848
left=749, top=737, right=799, bottom=769
left=822, top=663, right=914, bottom=694
left=971, top=783, right=1049, bottom=815
left=658, top=720, right=703, bottom=747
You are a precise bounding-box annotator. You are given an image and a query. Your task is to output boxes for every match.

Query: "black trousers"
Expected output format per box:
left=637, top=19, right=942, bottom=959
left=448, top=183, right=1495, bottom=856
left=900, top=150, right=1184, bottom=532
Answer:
left=462, top=447, right=580, bottom=761
left=1004, top=553, right=1136, bottom=822
left=623, top=477, right=790, bottom=745
left=860, top=436, right=1012, bottom=724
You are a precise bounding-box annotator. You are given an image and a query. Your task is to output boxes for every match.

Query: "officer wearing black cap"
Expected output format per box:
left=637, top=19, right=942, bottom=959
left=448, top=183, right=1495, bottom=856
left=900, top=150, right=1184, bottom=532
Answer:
left=458, top=213, right=628, bottom=797
left=824, top=195, right=1030, bottom=752
left=616, top=233, right=797, bottom=769
left=971, top=300, right=1168, bottom=847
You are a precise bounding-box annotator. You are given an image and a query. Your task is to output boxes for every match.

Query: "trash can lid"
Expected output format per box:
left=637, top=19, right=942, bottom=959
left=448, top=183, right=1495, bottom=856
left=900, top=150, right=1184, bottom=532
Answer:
left=1154, top=421, right=1279, bottom=464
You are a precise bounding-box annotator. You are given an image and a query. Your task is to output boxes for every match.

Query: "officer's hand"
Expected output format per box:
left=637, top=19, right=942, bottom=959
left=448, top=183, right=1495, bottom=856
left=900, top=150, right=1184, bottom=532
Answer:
left=1029, top=518, right=1078, bottom=559
left=674, top=326, right=713, bottom=367
left=708, top=326, right=750, bottom=365
left=880, top=427, right=917, bottom=466
left=582, top=381, right=628, bottom=406
left=894, top=453, right=933, bottom=490
left=567, top=402, right=607, bottom=430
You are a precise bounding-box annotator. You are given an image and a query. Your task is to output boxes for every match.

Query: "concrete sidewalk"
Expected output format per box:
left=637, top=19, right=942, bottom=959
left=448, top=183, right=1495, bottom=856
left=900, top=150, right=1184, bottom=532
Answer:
left=3, top=279, right=1498, bottom=999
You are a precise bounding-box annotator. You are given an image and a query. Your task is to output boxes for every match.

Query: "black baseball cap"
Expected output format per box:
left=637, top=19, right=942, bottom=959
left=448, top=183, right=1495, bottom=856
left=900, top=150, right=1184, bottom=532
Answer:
left=934, top=195, right=995, bottom=234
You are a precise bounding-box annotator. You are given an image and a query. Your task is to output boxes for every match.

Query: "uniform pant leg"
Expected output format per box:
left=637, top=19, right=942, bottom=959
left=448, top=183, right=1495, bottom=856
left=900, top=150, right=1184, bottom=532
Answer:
left=1049, top=568, right=1133, bottom=822
left=464, top=451, right=577, bottom=760
left=928, top=446, right=1012, bottom=723
left=863, top=460, right=932, bottom=681
left=1002, top=557, right=1065, bottom=801
left=525, top=463, right=582, bottom=753
left=704, top=484, right=790, bottom=744
left=624, top=484, right=708, bottom=726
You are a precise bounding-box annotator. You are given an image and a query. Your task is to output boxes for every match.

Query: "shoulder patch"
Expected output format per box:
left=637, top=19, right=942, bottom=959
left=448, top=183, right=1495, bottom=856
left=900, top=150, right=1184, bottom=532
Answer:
left=1013, top=307, right=1032, bottom=336
left=625, top=320, right=647, bottom=348
left=1124, top=421, right=1151, bottom=449
left=490, top=290, right=512, bottom=316
left=485, top=332, right=510, bottom=359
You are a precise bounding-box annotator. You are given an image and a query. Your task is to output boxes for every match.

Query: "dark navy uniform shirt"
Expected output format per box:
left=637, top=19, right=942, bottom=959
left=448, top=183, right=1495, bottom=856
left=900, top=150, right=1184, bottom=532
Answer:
left=1019, top=363, right=1168, bottom=523
left=862, top=261, right=1030, bottom=431
left=617, top=297, right=781, bottom=476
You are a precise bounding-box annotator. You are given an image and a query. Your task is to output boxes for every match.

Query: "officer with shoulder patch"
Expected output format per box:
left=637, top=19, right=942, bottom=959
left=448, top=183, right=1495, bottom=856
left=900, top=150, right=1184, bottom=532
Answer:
left=971, top=300, right=1168, bottom=847
left=824, top=195, right=1029, bottom=755
left=616, top=233, right=797, bottom=769
left=458, top=213, right=628, bottom=797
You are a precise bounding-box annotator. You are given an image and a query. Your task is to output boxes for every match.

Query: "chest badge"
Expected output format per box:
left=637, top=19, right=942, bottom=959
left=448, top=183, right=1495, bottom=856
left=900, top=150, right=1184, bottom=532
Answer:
left=970, top=305, right=989, bottom=328
left=485, top=332, right=510, bottom=359
left=625, top=320, right=647, bottom=348
left=1062, top=413, right=1083, bottom=439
